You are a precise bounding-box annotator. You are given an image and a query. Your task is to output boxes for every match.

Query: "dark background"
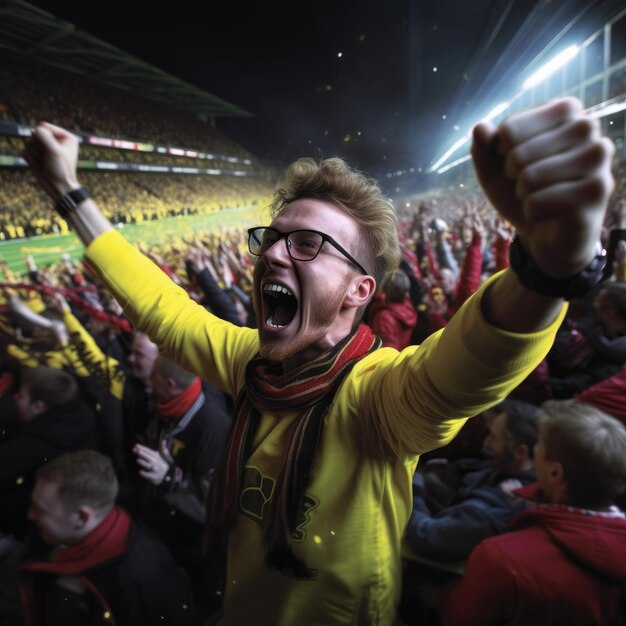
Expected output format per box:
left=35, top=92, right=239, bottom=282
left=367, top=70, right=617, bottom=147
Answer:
left=24, top=0, right=626, bottom=187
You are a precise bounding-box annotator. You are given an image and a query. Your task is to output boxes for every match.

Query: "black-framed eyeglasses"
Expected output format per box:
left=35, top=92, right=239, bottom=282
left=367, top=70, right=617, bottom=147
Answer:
left=247, top=226, right=368, bottom=275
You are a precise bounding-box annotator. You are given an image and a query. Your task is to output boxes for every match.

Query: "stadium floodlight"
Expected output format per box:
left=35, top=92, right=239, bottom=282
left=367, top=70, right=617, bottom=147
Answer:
left=522, top=45, right=579, bottom=90
left=430, top=136, right=469, bottom=173
left=437, top=154, right=472, bottom=174
left=482, top=101, right=510, bottom=123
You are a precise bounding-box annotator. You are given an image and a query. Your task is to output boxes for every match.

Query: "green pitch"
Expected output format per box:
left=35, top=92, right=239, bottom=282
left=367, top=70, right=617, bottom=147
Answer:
left=0, top=206, right=265, bottom=276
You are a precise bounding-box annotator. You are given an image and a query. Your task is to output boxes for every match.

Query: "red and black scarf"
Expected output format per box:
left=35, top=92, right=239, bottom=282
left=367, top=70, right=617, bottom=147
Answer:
left=207, top=323, right=381, bottom=578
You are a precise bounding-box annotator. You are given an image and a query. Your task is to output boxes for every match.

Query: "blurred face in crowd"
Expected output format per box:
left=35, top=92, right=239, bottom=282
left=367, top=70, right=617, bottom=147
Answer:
left=28, top=479, right=79, bottom=545
left=592, top=289, right=617, bottom=328
left=150, top=361, right=174, bottom=403
left=87, top=317, right=111, bottom=336
left=483, top=412, right=513, bottom=471
left=13, top=383, right=44, bottom=423
left=128, top=334, right=159, bottom=384
left=252, top=199, right=371, bottom=369
left=533, top=432, right=559, bottom=503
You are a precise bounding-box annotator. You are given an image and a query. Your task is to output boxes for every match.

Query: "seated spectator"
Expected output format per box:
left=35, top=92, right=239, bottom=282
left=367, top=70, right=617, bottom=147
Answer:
left=405, top=399, right=539, bottom=562
left=440, top=400, right=626, bottom=626
left=18, top=450, right=193, bottom=625
left=575, top=365, right=626, bottom=426
left=132, top=355, right=231, bottom=543
left=587, top=282, right=626, bottom=361
left=132, top=355, right=231, bottom=618
left=0, top=367, right=95, bottom=540
left=122, top=332, right=160, bottom=477
left=549, top=282, right=626, bottom=397
left=367, top=269, right=417, bottom=350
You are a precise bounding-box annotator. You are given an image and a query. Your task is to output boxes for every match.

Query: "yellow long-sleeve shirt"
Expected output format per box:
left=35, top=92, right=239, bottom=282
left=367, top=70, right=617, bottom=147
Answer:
left=86, top=230, right=565, bottom=626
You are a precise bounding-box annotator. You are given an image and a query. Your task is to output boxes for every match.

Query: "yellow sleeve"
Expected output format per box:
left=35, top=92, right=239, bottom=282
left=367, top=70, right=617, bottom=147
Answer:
left=85, top=230, right=258, bottom=397
left=353, top=270, right=567, bottom=458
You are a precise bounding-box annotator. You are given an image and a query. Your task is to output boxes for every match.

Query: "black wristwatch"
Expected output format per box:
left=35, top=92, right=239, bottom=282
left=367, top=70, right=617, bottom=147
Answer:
left=508, top=235, right=605, bottom=301
left=55, top=187, right=89, bottom=219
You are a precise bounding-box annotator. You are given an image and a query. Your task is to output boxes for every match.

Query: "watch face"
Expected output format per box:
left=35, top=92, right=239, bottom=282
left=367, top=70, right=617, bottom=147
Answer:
left=68, top=188, right=89, bottom=204
left=57, top=188, right=88, bottom=217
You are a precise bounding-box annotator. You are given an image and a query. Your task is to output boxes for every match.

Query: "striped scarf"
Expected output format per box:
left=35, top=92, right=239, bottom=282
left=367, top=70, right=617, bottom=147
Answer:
left=207, top=323, right=381, bottom=578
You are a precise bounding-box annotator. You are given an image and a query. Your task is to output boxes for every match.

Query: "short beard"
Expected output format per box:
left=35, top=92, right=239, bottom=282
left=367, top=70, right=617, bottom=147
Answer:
left=258, top=328, right=325, bottom=363
left=256, top=271, right=352, bottom=365
left=258, top=340, right=290, bottom=362
left=257, top=298, right=343, bottom=364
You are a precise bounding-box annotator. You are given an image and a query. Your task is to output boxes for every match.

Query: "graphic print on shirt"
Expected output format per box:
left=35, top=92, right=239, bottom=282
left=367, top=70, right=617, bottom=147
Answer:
left=291, top=495, right=319, bottom=542
left=170, top=438, right=185, bottom=457
left=239, top=467, right=319, bottom=541
left=240, top=466, right=275, bottom=522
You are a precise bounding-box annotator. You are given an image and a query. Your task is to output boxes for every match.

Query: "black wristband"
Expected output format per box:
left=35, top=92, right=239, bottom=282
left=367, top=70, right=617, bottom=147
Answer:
left=55, top=187, right=89, bottom=219
left=508, top=235, right=605, bottom=301
left=161, top=464, right=178, bottom=490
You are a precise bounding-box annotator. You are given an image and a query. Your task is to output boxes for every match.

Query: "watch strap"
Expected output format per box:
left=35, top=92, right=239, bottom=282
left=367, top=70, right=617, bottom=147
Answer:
left=508, top=235, right=605, bottom=301
left=55, top=187, right=89, bottom=219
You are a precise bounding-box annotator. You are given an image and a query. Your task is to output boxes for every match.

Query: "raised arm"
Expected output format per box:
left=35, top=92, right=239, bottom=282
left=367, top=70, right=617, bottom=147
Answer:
left=23, top=122, right=112, bottom=245
left=473, top=98, right=614, bottom=333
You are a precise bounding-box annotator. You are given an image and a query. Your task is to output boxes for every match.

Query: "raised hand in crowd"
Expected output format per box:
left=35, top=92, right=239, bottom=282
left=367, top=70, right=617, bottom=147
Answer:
left=469, top=207, right=485, bottom=239
left=44, top=291, right=70, bottom=316
left=7, top=289, right=68, bottom=348
left=489, top=216, right=514, bottom=242
left=184, top=246, right=208, bottom=275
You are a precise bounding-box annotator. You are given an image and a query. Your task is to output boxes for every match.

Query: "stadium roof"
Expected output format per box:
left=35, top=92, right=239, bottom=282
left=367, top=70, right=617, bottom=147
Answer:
left=0, top=0, right=253, bottom=119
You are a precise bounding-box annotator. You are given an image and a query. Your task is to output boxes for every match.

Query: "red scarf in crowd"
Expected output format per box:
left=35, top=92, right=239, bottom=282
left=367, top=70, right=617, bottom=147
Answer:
left=155, top=377, right=202, bottom=421
left=18, top=507, right=131, bottom=626
left=21, top=507, right=131, bottom=576
left=0, top=372, right=13, bottom=397
left=207, top=323, right=381, bottom=578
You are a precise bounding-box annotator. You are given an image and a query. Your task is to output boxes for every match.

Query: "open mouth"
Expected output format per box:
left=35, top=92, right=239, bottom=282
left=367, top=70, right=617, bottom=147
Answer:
left=262, top=283, right=298, bottom=328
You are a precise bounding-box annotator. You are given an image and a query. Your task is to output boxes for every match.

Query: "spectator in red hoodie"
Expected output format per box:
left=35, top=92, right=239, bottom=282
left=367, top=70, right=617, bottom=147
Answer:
left=367, top=269, right=417, bottom=350
left=440, top=399, right=626, bottom=626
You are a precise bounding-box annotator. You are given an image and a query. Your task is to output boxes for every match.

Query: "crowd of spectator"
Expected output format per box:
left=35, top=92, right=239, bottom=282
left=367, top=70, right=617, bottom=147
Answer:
left=0, top=53, right=252, bottom=158
left=1, top=157, right=625, bottom=622
left=0, top=168, right=273, bottom=239
left=1, top=47, right=626, bottom=621
left=0, top=135, right=256, bottom=171
left=0, top=51, right=278, bottom=242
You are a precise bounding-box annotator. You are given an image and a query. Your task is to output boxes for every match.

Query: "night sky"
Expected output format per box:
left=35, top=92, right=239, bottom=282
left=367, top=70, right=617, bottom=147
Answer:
left=22, top=0, right=626, bottom=190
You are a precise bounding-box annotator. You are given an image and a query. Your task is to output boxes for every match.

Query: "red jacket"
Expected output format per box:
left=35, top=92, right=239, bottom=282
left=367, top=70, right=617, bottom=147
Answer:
left=367, top=294, right=417, bottom=350
left=453, top=233, right=484, bottom=311
left=493, top=234, right=511, bottom=272
left=440, top=484, right=626, bottom=626
left=575, top=369, right=626, bottom=427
